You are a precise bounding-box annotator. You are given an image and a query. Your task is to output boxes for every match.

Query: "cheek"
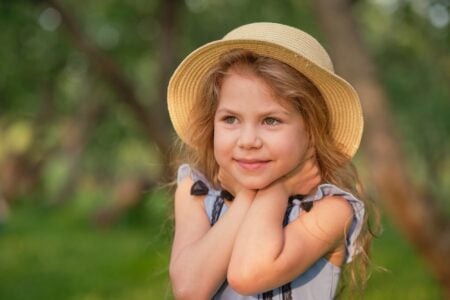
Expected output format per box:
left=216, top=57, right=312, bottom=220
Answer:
left=214, top=126, right=235, bottom=147
left=213, top=125, right=223, bottom=150
left=213, top=126, right=228, bottom=163
left=277, top=128, right=309, bottom=157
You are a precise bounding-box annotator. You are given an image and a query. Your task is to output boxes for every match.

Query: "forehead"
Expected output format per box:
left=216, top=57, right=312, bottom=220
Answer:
left=218, top=70, right=298, bottom=111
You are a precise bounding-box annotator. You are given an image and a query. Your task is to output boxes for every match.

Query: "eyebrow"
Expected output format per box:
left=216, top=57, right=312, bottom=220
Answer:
left=215, top=107, right=292, bottom=117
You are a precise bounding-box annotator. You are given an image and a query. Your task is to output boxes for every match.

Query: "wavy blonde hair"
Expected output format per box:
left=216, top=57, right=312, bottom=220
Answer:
left=173, top=49, right=378, bottom=295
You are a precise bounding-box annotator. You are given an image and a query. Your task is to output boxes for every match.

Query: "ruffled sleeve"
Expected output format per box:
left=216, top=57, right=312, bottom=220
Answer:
left=301, top=184, right=365, bottom=263
left=177, top=164, right=208, bottom=185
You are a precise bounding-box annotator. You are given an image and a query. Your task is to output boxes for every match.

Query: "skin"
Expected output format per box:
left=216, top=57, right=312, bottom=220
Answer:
left=169, top=71, right=354, bottom=299
left=213, top=71, right=310, bottom=190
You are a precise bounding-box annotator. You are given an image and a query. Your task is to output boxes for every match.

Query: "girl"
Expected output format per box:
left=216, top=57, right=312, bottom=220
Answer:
left=167, top=22, right=375, bottom=299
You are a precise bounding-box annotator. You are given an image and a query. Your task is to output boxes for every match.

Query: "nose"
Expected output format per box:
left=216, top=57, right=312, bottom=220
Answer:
left=237, top=125, right=262, bottom=149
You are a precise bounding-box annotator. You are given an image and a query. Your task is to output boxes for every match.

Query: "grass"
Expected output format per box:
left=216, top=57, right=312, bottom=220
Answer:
left=364, top=217, right=444, bottom=299
left=0, top=196, right=444, bottom=300
left=0, top=194, right=173, bottom=300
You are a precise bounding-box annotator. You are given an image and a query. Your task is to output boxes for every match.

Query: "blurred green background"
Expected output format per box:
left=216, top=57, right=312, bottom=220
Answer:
left=0, top=0, right=449, bottom=299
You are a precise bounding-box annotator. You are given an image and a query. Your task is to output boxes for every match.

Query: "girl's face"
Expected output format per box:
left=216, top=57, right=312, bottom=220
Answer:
left=214, top=71, right=310, bottom=190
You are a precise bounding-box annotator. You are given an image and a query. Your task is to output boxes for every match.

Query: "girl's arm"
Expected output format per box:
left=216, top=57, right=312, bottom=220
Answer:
left=170, top=171, right=255, bottom=300
left=227, top=161, right=354, bottom=295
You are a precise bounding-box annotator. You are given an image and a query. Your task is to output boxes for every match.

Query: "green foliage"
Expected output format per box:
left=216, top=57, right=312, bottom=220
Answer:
left=356, top=0, right=450, bottom=208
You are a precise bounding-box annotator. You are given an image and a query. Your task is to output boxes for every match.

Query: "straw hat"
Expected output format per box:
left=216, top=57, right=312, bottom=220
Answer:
left=167, top=22, right=363, bottom=158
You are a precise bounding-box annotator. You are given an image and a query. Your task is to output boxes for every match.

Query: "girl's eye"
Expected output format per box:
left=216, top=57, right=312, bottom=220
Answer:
left=223, top=116, right=237, bottom=124
left=264, top=117, right=280, bottom=126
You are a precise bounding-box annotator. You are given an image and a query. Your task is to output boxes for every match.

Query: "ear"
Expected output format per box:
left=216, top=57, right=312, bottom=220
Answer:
left=306, top=130, right=316, bottom=157
left=305, top=144, right=316, bottom=162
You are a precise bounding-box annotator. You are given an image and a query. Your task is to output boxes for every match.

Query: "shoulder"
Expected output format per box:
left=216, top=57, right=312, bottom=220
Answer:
left=298, top=183, right=360, bottom=233
left=314, top=195, right=354, bottom=218
left=173, top=165, right=207, bottom=214
left=175, top=164, right=207, bottom=201
left=172, top=170, right=211, bottom=247
left=289, top=184, right=364, bottom=263
left=175, top=175, right=194, bottom=199
left=293, top=195, right=354, bottom=243
left=313, top=195, right=354, bottom=229
left=174, top=175, right=206, bottom=209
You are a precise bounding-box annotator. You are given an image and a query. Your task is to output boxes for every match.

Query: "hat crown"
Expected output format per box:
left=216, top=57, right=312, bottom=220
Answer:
left=223, top=22, right=334, bottom=73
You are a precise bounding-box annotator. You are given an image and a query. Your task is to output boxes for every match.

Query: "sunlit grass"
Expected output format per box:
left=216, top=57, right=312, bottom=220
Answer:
left=0, top=194, right=173, bottom=300
left=364, top=216, right=443, bottom=300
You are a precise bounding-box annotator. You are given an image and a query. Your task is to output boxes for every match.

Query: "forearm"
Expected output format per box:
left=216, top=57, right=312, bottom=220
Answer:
left=170, top=191, right=254, bottom=299
left=229, top=184, right=288, bottom=281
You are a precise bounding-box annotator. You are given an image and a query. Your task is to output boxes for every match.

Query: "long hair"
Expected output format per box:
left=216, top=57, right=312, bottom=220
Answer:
left=173, top=49, right=378, bottom=294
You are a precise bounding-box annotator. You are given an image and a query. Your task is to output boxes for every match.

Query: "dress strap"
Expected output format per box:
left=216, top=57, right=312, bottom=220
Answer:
left=262, top=290, right=273, bottom=299
left=211, top=196, right=225, bottom=226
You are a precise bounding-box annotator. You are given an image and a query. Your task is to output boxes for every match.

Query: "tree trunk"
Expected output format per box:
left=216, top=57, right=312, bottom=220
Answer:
left=154, top=0, right=183, bottom=180
left=154, top=0, right=182, bottom=139
left=312, top=0, right=450, bottom=297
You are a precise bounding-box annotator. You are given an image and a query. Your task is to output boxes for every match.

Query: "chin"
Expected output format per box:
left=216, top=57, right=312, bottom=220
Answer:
left=240, top=178, right=274, bottom=190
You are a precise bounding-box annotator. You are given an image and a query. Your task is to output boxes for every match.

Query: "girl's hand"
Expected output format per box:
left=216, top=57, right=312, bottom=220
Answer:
left=218, top=168, right=246, bottom=197
left=279, top=149, right=321, bottom=196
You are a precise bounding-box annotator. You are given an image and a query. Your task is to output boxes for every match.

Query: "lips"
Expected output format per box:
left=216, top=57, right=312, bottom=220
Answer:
left=234, top=158, right=271, bottom=171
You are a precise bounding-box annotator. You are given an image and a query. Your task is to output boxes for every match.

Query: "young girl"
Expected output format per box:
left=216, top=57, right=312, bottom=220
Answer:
left=167, top=22, right=375, bottom=299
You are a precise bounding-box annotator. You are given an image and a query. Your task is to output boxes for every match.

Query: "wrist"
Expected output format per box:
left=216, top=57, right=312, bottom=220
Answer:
left=234, top=189, right=257, bottom=201
left=258, top=181, right=289, bottom=200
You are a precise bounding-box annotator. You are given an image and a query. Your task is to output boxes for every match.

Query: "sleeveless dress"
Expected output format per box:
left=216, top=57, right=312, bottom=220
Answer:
left=177, top=164, right=365, bottom=300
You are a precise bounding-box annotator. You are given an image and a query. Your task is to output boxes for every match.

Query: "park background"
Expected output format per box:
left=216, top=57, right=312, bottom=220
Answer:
left=0, top=0, right=449, bottom=299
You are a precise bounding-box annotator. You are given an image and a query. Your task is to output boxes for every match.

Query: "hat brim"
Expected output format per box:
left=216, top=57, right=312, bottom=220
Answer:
left=168, top=39, right=363, bottom=158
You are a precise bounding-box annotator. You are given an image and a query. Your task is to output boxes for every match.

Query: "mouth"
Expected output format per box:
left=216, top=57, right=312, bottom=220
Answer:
left=234, top=158, right=271, bottom=171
